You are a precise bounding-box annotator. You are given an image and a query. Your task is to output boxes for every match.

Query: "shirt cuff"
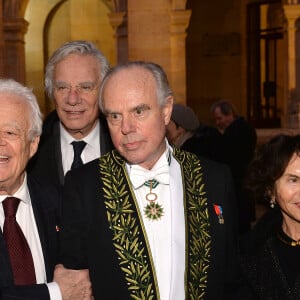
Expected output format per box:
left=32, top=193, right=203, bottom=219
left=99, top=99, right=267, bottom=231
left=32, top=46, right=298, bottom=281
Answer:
left=47, top=281, right=63, bottom=300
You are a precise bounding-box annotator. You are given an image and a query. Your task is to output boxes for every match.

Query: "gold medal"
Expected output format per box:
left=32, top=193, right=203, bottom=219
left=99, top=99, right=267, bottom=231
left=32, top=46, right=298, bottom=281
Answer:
left=144, top=180, right=164, bottom=220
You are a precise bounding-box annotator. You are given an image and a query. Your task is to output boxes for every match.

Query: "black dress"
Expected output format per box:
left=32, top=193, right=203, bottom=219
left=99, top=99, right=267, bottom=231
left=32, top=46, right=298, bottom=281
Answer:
left=238, top=208, right=300, bottom=300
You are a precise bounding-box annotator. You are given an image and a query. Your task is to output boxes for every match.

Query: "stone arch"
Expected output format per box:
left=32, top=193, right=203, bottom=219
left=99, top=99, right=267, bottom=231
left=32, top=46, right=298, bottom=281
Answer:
left=42, top=0, right=67, bottom=112
left=43, top=0, right=67, bottom=67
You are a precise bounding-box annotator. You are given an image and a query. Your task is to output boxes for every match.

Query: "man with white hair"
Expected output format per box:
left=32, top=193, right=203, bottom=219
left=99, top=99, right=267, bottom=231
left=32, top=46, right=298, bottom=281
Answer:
left=0, top=79, right=91, bottom=300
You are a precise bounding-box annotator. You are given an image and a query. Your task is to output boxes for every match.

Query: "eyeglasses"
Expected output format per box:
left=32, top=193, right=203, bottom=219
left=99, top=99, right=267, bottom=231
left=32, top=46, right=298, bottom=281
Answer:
left=54, top=81, right=99, bottom=96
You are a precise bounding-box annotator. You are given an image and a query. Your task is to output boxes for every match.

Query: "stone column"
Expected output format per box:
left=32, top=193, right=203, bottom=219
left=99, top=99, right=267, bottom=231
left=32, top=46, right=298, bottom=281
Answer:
left=169, top=9, right=191, bottom=104
left=283, top=5, right=300, bottom=127
left=127, top=1, right=171, bottom=71
left=108, top=11, right=128, bottom=64
left=3, top=17, right=28, bottom=83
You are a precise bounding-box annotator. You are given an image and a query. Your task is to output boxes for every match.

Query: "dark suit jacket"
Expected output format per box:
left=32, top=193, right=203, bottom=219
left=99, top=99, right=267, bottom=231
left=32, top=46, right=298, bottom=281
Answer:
left=181, top=124, right=222, bottom=162
left=27, top=110, right=114, bottom=187
left=0, top=175, right=61, bottom=300
left=60, top=148, right=239, bottom=300
left=217, top=117, right=257, bottom=233
left=220, top=117, right=257, bottom=183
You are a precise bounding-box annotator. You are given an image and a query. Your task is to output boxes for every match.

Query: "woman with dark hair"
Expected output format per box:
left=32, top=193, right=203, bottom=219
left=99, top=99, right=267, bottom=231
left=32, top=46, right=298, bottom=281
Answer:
left=238, top=134, right=300, bottom=299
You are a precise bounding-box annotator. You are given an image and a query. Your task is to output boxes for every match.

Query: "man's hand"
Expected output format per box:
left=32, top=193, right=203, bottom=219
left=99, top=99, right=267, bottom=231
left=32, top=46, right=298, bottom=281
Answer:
left=54, top=264, right=92, bottom=300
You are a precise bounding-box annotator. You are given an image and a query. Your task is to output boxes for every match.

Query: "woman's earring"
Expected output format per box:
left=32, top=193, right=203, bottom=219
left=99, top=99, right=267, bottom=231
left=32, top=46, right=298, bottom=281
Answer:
left=270, top=198, right=276, bottom=208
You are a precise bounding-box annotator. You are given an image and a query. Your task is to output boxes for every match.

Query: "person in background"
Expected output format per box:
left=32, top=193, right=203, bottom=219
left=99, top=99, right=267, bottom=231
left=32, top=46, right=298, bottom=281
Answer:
left=166, top=103, right=221, bottom=161
left=211, top=100, right=257, bottom=234
left=59, top=61, right=239, bottom=299
left=0, top=78, right=91, bottom=300
left=239, top=134, right=300, bottom=299
left=27, top=40, right=114, bottom=187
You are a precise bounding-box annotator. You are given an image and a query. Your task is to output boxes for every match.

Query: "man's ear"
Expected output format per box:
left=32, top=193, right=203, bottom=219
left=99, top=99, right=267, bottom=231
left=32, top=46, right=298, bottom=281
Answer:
left=163, top=96, right=174, bottom=125
left=29, top=135, right=40, bottom=158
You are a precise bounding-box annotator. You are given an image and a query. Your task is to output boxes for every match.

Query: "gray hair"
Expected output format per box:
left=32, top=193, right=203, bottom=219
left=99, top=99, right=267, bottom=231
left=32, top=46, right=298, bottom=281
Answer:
left=0, top=79, right=42, bottom=140
left=99, top=61, right=173, bottom=111
left=45, top=40, right=110, bottom=100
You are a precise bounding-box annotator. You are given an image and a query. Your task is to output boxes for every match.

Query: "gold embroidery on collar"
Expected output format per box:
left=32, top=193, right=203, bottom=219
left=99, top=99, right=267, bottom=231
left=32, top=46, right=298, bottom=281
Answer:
left=99, top=151, right=157, bottom=299
left=100, top=149, right=211, bottom=299
left=173, top=148, right=211, bottom=299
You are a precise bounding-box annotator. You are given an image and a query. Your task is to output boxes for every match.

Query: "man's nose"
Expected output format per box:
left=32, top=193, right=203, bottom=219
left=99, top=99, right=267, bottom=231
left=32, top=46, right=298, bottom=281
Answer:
left=66, top=88, right=81, bottom=105
left=121, top=115, right=135, bottom=134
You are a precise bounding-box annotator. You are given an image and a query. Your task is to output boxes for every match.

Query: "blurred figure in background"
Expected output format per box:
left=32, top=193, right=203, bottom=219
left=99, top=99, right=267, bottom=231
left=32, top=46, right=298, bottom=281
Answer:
left=166, top=103, right=221, bottom=161
left=211, top=100, right=257, bottom=233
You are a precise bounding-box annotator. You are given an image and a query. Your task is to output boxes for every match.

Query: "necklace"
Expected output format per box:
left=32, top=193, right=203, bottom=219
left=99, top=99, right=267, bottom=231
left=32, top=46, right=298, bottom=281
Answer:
left=277, top=229, right=300, bottom=247
left=144, top=179, right=164, bottom=221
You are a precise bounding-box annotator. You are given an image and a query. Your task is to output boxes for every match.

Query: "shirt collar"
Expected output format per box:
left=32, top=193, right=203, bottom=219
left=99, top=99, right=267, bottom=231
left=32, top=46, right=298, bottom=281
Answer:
left=0, top=173, right=30, bottom=204
left=60, top=120, right=100, bottom=147
left=127, top=140, right=172, bottom=189
left=126, top=139, right=171, bottom=172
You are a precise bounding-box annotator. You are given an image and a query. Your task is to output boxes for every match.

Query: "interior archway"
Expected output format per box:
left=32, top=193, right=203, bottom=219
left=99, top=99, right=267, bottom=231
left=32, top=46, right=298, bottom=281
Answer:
left=25, top=0, right=115, bottom=115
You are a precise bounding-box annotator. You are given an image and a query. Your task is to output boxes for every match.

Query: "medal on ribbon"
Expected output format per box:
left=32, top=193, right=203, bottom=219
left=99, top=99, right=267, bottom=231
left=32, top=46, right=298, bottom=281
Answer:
left=213, top=204, right=224, bottom=224
left=144, top=179, right=164, bottom=220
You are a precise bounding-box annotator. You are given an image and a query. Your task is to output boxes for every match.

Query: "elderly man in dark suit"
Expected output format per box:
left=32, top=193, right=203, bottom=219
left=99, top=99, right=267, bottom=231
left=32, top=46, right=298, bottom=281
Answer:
left=60, top=61, right=240, bottom=299
left=0, top=79, right=91, bottom=300
left=27, top=40, right=113, bottom=187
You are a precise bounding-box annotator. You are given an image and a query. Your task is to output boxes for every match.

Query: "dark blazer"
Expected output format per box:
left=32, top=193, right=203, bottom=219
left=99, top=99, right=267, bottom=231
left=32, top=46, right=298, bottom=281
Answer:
left=60, top=148, right=239, bottom=300
left=218, top=117, right=257, bottom=233
left=27, top=110, right=114, bottom=187
left=0, top=175, right=61, bottom=300
left=220, top=116, right=257, bottom=183
left=181, top=124, right=222, bottom=161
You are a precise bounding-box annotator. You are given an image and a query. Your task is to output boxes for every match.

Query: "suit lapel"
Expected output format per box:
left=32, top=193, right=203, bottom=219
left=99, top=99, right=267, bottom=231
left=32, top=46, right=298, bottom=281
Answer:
left=173, top=147, right=211, bottom=299
left=27, top=176, right=52, bottom=281
left=99, top=113, right=113, bottom=155
left=53, top=123, right=65, bottom=185
left=100, top=151, right=159, bottom=299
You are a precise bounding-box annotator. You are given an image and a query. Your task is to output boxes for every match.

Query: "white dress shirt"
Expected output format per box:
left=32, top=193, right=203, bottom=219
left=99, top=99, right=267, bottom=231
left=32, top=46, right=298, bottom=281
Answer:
left=0, top=174, right=62, bottom=300
left=127, top=142, right=185, bottom=300
left=60, top=121, right=100, bottom=174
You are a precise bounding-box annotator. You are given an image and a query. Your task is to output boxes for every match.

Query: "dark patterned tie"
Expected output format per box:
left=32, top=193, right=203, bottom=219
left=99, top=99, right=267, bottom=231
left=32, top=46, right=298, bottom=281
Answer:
left=71, top=141, right=87, bottom=169
left=2, top=197, right=36, bottom=285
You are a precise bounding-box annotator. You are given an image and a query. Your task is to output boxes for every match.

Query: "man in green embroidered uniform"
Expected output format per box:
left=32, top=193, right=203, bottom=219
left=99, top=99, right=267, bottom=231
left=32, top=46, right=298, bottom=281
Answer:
left=60, top=61, right=240, bottom=299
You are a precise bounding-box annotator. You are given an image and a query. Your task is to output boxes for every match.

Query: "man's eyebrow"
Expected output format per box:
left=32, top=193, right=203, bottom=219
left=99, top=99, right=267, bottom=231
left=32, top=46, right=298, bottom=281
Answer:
left=104, top=109, right=120, bottom=114
left=129, top=104, right=150, bottom=112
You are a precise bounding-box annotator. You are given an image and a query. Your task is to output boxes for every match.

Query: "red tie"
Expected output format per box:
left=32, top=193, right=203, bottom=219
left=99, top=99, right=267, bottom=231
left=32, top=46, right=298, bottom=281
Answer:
left=2, top=197, right=36, bottom=285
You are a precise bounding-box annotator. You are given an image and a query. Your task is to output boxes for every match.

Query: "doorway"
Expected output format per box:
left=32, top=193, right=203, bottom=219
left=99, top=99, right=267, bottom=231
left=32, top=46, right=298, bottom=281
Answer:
left=247, top=0, right=283, bottom=128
